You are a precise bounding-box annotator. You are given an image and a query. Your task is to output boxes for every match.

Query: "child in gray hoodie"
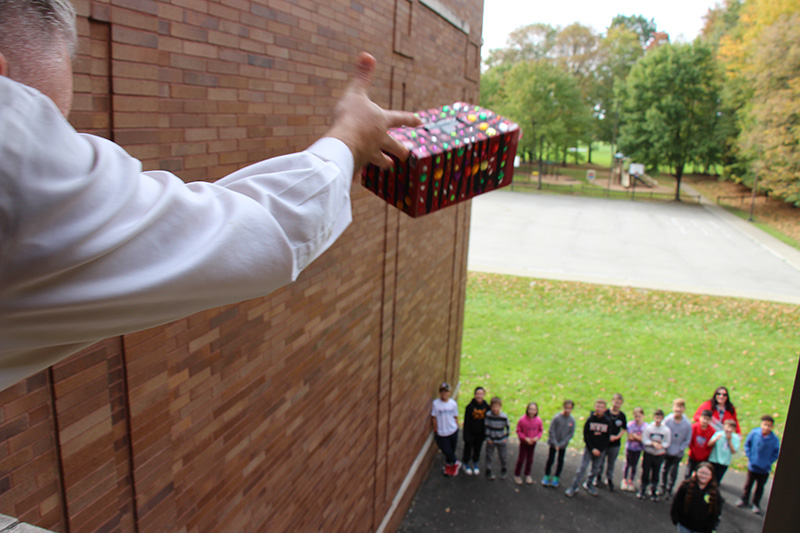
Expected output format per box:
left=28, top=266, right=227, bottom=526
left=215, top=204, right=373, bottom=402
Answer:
left=542, top=399, right=575, bottom=488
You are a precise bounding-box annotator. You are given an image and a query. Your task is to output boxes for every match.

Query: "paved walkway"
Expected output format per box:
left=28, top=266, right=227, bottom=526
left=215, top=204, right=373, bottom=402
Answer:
left=467, top=189, right=800, bottom=305
left=399, top=440, right=766, bottom=533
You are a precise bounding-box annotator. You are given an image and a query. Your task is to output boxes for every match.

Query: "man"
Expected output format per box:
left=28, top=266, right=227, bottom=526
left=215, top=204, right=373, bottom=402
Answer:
left=0, top=0, right=420, bottom=391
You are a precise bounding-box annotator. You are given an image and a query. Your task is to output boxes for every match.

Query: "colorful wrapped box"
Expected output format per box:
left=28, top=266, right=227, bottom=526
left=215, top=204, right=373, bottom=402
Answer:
left=361, top=102, right=521, bottom=217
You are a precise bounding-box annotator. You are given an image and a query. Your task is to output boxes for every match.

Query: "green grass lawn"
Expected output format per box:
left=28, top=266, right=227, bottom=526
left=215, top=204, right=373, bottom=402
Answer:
left=459, top=273, right=799, bottom=470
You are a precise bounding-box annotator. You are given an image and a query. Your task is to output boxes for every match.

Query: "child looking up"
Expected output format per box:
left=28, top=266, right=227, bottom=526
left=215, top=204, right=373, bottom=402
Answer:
left=622, top=407, right=645, bottom=492
left=671, top=462, right=723, bottom=533
left=659, top=398, right=692, bottom=498
left=708, top=419, right=740, bottom=483
left=542, top=399, right=575, bottom=488
left=462, top=386, right=489, bottom=476
left=431, top=382, right=460, bottom=476
left=639, top=409, right=671, bottom=501
left=736, top=415, right=781, bottom=515
left=595, top=392, right=626, bottom=491
left=484, top=396, right=510, bottom=480
left=565, top=399, right=610, bottom=498
left=514, top=402, right=543, bottom=485
left=686, top=410, right=715, bottom=479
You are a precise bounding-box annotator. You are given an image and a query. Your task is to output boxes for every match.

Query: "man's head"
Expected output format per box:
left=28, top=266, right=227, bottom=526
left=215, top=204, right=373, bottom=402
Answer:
left=0, top=0, right=76, bottom=116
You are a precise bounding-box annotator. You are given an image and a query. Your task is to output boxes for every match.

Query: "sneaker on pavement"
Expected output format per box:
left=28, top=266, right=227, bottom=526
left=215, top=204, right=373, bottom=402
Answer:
left=500, top=468, right=508, bottom=479
left=487, top=470, right=496, bottom=480
left=607, top=479, right=614, bottom=492
left=582, top=481, right=599, bottom=496
left=525, top=475, right=534, bottom=484
left=472, top=463, right=480, bottom=476
left=735, top=499, right=748, bottom=508
left=452, top=461, right=461, bottom=477
left=620, top=480, right=629, bottom=491
left=464, top=466, right=473, bottom=476
left=541, top=475, right=551, bottom=487
left=514, top=475, right=523, bottom=485
left=636, top=490, right=645, bottom=500
left=442, top=464, right=451, bottom=476
left=751, top=505, right=761, bottom=515
left=565, top=486, right=577, bottom=498
left=551, top=476, right=560, bottom=488
left=650, top=493, right=660, bottom=502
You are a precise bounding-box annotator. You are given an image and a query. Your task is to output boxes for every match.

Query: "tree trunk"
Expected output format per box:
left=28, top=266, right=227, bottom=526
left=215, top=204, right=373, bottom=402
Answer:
left=674, top=164, right=684, bottom=201
left=588, top=143, right=592, bottom=164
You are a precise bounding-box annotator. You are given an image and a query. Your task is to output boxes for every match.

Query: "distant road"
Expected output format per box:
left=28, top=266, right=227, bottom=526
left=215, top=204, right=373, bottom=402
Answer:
left=468, top=191, right=800, bottom=305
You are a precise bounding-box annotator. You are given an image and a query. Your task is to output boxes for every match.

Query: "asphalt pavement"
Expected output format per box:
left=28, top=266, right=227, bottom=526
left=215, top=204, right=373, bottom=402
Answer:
left=467, top=190, right=800, bottom=305
left=399, top=440, right=766, bottom=533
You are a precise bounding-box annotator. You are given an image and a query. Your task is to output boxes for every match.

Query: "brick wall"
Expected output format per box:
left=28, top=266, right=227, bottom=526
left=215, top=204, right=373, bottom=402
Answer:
left=0, top=0, right=482, bottom=531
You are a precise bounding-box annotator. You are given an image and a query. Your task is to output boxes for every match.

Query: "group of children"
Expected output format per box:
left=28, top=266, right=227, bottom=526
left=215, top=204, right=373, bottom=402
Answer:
left=432, top=384, right=782, bottom=529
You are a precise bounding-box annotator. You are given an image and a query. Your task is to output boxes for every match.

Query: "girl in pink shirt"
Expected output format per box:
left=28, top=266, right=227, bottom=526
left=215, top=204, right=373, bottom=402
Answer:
left=514, top=402, right=544, bottom=484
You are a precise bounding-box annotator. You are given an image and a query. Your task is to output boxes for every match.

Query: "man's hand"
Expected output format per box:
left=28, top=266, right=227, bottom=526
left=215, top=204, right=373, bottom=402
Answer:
left=325, top=52, right=421, bottom=176
left=592, top=448, right=601, bottom=457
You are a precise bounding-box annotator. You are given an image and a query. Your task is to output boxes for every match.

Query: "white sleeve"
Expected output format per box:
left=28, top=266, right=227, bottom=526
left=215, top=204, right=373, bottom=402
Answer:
left=0, top=77, right=353, bottom=390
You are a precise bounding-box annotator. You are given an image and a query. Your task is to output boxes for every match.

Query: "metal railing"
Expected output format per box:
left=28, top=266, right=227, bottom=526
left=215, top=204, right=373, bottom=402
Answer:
left=511, top=179, right=701, bottom=204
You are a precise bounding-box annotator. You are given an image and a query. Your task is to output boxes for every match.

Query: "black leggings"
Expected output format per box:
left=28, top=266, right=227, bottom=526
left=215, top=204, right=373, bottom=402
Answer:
left=624, top=449, right=642, bottom=480
left=462, top=433, right=485, bottom=464
left=545, top=445, right=566, bottom=477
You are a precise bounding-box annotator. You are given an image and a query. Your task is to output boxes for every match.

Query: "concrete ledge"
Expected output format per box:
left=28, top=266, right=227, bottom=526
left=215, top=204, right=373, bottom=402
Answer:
left=0, top=515, right=54, bottom=533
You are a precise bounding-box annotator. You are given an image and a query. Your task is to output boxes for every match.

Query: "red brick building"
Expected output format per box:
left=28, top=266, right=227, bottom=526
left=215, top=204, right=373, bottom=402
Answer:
left=0, top=0, right=483, bottom=531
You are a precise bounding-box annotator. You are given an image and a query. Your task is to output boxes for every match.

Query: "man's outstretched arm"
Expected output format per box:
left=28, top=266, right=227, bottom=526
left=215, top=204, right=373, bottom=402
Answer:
left=0, top=53, right=420, bottom=391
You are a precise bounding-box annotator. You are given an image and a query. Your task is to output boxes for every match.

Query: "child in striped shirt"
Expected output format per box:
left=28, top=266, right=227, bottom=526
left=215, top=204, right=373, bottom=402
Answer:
left=484, top=396, right=510, bottom=480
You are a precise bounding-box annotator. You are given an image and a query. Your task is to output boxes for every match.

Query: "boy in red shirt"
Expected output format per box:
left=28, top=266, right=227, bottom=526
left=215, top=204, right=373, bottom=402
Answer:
left=685, top=410, right=715, bottom=479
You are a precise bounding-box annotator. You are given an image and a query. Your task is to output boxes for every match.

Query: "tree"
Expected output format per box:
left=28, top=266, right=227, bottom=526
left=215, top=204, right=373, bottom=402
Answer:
left=502, top=60, right=592, bottom=174
left=610, top=14, right=656, bottom=49
left=484, top=23, right=556, bottom=69
left=738, top=13, right=800, bottom=205
left=618, top=43, right=721, bottom=200
left=594, top=26, right=644, bottom=147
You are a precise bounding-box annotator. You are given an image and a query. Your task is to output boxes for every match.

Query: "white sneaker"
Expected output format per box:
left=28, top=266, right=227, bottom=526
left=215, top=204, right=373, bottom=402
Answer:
left=464, top=466, right=473, bottom=476
left=514, top=475, right=523, bottom=485
left=525, top=475, right=534, bottom=484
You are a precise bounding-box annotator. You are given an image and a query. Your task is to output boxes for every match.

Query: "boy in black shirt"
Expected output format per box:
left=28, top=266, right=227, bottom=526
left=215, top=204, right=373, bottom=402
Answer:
left=594, top=392, right=627, bottom=491
left=462, top=386, right=489, bottom=475
left=565, top=399, right=611, bottom=497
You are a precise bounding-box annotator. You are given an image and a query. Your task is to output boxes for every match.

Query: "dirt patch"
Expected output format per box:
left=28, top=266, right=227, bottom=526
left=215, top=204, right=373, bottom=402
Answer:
left=684, top=174, right=800, bottom=243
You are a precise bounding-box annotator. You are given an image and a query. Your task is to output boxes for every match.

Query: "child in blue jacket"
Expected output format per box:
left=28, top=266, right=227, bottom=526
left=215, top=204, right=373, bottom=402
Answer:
left=735, top=415, right=781, bottom=515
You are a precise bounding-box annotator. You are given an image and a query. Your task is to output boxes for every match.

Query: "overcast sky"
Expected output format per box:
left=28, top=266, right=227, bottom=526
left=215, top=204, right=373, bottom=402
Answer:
left=482, top=0, right=721, bottom=56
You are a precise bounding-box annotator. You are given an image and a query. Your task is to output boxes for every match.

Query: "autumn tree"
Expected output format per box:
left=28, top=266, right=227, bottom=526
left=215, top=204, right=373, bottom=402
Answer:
left=738, top=13, right=800, bottom=204
left=619, top=43, right=721, bottom=200
left=610, top=14, right=656, bottom=49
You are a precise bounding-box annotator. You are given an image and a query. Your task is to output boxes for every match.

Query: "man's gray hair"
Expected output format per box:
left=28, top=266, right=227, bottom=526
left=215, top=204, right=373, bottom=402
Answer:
left=0, top=0, right=77, bottom=59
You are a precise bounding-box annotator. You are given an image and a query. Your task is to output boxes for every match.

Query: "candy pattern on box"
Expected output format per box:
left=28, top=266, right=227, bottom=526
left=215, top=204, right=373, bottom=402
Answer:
left=362, top=102, right=520, bottom=217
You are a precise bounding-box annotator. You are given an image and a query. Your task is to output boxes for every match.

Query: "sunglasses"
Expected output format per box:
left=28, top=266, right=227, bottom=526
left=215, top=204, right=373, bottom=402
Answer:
left=716, top=392, right=728, bottom=397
